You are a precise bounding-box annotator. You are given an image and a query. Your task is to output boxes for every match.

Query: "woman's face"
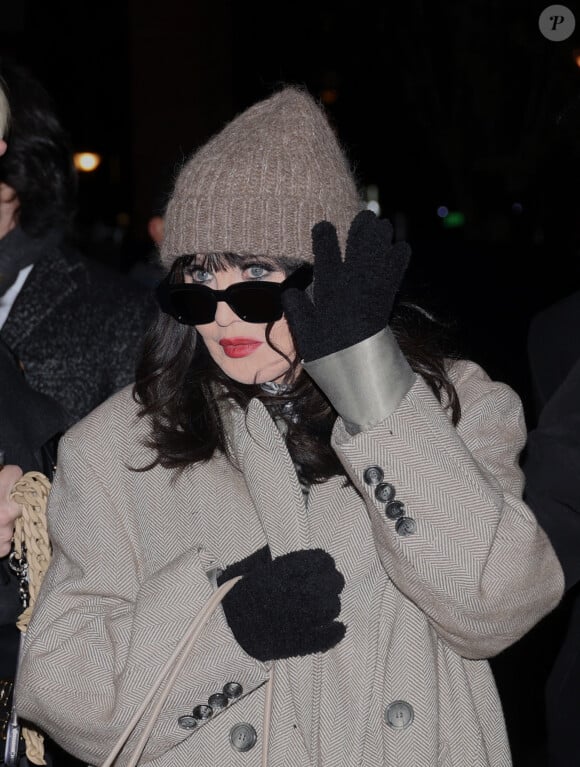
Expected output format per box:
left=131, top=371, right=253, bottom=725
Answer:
left=190, top=259, right=299, bottom=385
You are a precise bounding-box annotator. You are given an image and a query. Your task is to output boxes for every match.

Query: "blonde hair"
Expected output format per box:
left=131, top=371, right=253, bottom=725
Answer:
left=0, top=81, right=9, bottom=138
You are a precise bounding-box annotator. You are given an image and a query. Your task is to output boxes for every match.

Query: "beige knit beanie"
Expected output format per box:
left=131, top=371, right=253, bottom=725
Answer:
left=161, top=86, right=363, bottom=269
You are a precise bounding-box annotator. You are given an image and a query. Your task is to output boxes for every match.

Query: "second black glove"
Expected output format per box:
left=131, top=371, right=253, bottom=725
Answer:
left=218, top=547, right=346, bottom=662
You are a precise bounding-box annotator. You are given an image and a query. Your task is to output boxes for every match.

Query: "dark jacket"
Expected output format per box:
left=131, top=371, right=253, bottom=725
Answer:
left=523, top=291, right=580, bottom=767
left=0, top=228, right=156, bottom=680
left=0, top=338, right=67, bottom=679
left=527, top=290, right=580, bottom=419
left=0, top=231, right=156, bottom=765
left=0, top=230, right=156, bottom=427
left=523, top=354, right=580, bottom=767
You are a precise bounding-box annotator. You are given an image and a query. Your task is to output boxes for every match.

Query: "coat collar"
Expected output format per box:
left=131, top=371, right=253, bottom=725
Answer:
left=0, top=227, right=54, bottom=282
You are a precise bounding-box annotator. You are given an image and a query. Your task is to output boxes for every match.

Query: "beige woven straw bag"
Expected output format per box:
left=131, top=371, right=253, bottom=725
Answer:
left=6, top=471, right=52, bottom=766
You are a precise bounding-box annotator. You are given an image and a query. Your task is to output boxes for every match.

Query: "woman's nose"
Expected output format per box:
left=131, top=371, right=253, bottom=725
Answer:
left=214, top=298, right=240, bottom=326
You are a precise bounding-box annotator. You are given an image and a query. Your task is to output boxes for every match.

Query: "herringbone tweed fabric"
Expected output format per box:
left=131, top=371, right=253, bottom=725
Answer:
left=16, top=360, right=563, bottom=767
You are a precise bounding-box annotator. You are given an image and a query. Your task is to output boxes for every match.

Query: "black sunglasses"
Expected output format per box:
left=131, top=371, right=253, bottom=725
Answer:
left=156, top=263, right=313, bottom=325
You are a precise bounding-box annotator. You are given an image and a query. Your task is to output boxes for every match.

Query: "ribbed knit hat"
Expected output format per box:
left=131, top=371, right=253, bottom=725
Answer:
left=161, top=86, right=363, bottom=269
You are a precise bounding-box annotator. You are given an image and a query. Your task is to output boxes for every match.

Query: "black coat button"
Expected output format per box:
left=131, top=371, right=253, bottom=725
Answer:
left=193, top=704, right=213, bottom=720
left=385, top=500, right=405, bottom=520
left=384, top=700, right=414, bottom=729
left=177, top=715, right=197, bottom=730
left=208, top=693, right=229, bottom=711
left=363, top=466, right=384, bottom=486
left=230, top=723, right=257, bottom=752
left=395, top=517, right=416, bottom=536
left=223, top=682, right=243, bottom=699
left=375, top=482, right=395, bottom=503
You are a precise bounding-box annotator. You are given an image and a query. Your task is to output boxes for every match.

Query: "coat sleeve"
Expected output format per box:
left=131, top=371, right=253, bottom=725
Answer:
left=331, top=359, right=564, bottom=660
left=15, top=435, right=269, bottom=767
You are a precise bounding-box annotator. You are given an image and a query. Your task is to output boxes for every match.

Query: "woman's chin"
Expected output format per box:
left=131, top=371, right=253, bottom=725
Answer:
left=222, top=362, right=297, bottom=386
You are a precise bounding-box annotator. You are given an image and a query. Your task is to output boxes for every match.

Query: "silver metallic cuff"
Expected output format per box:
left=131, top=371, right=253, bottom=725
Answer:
left=303, top=328, right=416, bottom=434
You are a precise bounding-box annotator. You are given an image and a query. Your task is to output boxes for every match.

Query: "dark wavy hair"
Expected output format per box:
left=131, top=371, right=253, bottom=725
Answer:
left=134, top=253, right=461, bottom=481
left=0, top=59, right=77, bottom=237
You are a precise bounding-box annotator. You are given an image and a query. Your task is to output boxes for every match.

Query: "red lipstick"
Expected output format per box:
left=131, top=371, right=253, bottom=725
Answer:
left=219, top=338, right=263, bottom=358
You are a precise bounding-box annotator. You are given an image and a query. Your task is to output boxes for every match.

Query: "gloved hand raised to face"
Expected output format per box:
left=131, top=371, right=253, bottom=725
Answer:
left=282, top=209, right=411, bottom=363
left=218, top=546, right=346, bottom=662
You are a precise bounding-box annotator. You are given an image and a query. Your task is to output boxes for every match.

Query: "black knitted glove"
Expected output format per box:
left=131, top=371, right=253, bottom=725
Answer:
left=217, top=546, right=346, bottom=662
left=282, top=210, right=411, bottom=362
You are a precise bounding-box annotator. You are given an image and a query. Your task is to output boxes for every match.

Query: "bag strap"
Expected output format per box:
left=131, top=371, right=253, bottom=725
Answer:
left=101, top=574, right=274, bottom=767
left=102, top=576, right=242, bottom=767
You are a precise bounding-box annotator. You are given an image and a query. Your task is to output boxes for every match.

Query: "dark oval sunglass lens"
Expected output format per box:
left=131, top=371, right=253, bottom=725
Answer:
left=171, top=288, right=216, bottom=325
left=231, top=284, right=283, bottom=323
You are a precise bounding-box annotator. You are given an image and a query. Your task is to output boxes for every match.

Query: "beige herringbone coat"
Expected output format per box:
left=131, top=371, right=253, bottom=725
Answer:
left=16, top=360, right=563, bottom=767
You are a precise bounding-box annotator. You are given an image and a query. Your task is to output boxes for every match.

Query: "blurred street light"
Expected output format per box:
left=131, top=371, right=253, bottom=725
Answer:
left=73, top=152, right=102, bottom=172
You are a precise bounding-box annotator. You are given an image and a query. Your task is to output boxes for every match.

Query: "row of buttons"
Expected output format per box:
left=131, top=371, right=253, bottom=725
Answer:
left=179, top=687, right=411, bottom=745
left=178, top=681, right=243, bottom=730
left=363, top=466, right=416, bottom=537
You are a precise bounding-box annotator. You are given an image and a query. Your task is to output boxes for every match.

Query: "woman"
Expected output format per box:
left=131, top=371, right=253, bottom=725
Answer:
left=15, top=86, right=563, bottom=766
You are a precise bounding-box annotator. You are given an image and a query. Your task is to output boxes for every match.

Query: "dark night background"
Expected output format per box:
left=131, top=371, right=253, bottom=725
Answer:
left=2, top=1, right=580, bottom=763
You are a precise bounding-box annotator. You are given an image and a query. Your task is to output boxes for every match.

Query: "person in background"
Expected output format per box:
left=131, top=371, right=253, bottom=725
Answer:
left=147, top=195, right=165, bottom=249
left=527, top=291, right=580, bottom=416
left=0, top=335, right=68, bottom=767
left=0, top=58, right=155, bottom=428
left=0, top=72, right=78, bottom=767
left=13, top=86, right=563, bottom=767
left=128, top=162, right=175, bottom=289
left=520, top=299, right=580, bottom=767
left=0, top=60, right=151, bottom=766
left=0, top=77, right=23, bottom=559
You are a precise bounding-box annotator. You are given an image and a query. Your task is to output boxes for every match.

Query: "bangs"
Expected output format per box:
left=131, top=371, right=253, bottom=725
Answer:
left=171, top=252, right=306, bottom=280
